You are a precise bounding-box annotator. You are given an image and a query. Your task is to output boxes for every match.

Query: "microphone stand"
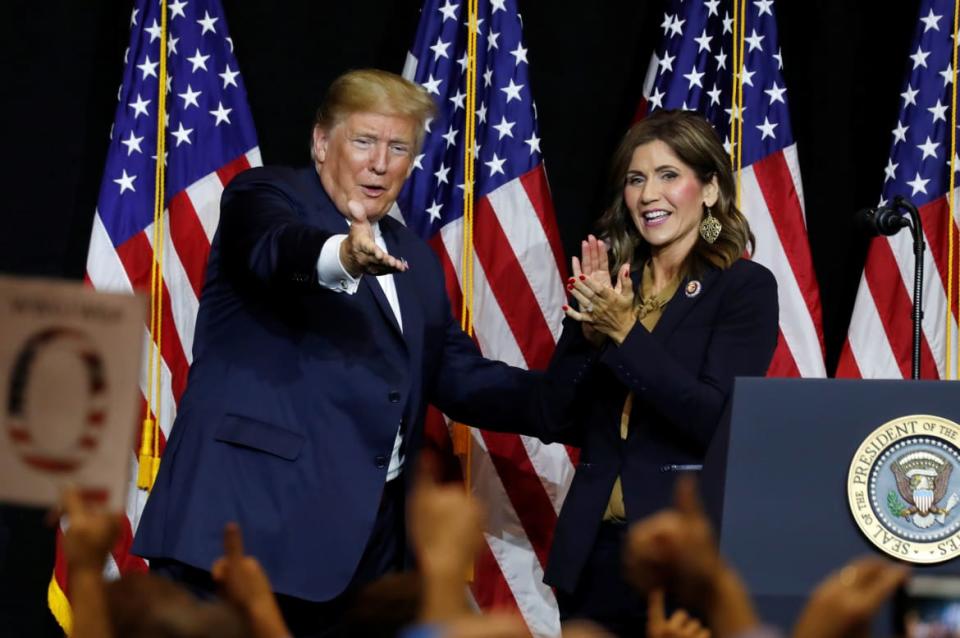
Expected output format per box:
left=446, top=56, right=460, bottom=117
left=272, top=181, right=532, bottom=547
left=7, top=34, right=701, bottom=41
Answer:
left=892, top=195, right=925, bottom=379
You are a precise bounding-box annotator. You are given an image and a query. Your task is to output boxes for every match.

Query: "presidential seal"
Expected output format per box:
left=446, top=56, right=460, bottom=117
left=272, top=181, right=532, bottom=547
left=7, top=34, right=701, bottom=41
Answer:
left=848, top=415, right=960, bottom=564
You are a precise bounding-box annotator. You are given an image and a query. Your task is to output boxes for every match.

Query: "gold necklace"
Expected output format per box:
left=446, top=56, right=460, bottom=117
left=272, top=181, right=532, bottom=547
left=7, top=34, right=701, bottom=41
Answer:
left=636, top=291, right=671, bottom=320
left=636, top=263, right=678, bottom=320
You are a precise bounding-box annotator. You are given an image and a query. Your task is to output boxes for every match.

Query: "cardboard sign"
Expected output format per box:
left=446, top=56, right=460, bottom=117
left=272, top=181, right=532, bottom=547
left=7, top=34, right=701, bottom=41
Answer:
left=0, top=276, right=146, bottom=509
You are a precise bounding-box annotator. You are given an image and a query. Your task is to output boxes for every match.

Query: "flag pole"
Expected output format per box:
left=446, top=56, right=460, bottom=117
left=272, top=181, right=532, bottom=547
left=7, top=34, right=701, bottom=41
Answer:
left=138, top=0, right=168, bottom=490
left=729, top=0, right=739, bottom=171
left=947, top=0, right=959, bottom=379
left=734, top=0, right=747, bottom=207
left=452, top=0, right=480, bottom=469
left=449, top=0, right=481, bottom=583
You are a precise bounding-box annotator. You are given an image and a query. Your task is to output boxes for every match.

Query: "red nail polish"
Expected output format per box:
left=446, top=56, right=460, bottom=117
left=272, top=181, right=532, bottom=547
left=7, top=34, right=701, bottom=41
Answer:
left=562, top=305, right=569, bottom=311
left=566, top=284, right=573, bottom=291
left=579, top=275, right=586, bottom=281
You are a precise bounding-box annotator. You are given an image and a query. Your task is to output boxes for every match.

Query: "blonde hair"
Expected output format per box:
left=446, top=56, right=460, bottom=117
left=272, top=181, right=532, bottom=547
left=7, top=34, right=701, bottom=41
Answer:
left=596, top=110, right=754, bottom=277
left=312, top=68, right=437, bottom=157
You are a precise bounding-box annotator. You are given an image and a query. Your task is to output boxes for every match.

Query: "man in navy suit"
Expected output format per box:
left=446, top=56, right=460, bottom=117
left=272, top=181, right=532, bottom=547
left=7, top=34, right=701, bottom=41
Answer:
left=132, top=69, right=554, bottom=636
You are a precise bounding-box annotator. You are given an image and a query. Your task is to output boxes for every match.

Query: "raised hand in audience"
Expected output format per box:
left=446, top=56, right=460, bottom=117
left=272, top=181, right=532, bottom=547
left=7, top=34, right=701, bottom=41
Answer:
left=647, top=588, right=711, bottom=638
left=791, top=556, right=908, bottom=638
left=61, top=487, right=121, bottom=638
left=408, top=463, right=485, bottom=623
left=624, top=475, right=759, bottom=638
left=61, top=488, right=121, bottom=571
left=400, top=464, right=532, bottom=638
left=211, top=522, right=290, bottom=638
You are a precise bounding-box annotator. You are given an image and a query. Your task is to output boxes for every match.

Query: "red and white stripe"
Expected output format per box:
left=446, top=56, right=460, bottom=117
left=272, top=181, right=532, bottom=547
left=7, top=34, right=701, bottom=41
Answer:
left=739, top=146, right=826, bottom=377
left=53, top=148, right=261, bottom=601
left=406, top=165, right=572, bottom=637
left=838, top=192, right=960, bottom=379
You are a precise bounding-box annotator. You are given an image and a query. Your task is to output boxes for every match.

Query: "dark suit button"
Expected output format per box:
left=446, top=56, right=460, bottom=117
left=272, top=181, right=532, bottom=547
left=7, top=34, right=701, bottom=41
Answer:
left=375, top=455, right=387, bottom=468
left=388, top=391, right=401, bottom=403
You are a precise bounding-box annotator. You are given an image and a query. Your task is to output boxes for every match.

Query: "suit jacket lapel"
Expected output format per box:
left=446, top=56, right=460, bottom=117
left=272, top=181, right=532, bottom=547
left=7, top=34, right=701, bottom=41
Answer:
left=363, top=276, right=404, bottom=338
left=360, top=220, right=405, bottom=341
left=653, top=266, right=720, bottom=341
left=381, top=218, right=420, bottom=357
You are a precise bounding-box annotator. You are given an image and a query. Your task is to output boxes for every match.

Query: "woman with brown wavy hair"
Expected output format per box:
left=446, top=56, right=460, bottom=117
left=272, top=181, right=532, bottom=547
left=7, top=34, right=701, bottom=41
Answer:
left=594, top=109, right=754, bottom=280
left=540, top=109, right=779, bottom=635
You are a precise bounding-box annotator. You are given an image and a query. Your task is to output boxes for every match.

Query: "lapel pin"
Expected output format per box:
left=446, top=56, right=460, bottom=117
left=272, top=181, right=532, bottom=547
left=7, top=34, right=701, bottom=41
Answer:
left=685, top=280, right=702, bottom=298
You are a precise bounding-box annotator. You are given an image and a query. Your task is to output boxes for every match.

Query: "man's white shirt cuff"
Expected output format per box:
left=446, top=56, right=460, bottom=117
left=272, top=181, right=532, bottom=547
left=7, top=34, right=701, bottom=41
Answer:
left=316, top=234, right=360, bottom=294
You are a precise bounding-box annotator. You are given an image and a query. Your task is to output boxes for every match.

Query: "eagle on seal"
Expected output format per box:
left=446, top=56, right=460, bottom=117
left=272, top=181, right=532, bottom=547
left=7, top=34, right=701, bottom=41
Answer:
left=892, top=454, right=952, bottom=518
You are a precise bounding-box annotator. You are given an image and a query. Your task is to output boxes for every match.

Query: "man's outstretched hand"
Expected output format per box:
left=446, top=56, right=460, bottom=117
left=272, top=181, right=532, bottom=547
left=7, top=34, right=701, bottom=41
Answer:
left=339, top=200, right=409, bottom=277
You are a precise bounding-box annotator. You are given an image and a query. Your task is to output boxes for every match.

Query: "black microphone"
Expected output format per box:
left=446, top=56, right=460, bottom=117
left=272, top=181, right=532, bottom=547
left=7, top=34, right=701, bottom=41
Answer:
left=855, top=205, right=910, bottom=236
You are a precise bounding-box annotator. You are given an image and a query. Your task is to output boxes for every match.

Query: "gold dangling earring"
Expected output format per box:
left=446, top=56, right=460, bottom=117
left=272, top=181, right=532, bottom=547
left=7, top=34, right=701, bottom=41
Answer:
left=699, top=206, right=721, bottom=244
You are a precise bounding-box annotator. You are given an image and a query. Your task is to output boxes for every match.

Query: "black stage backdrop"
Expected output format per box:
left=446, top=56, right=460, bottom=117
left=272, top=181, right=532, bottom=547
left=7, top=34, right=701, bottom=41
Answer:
left=0, top=1, right=920, bottom=634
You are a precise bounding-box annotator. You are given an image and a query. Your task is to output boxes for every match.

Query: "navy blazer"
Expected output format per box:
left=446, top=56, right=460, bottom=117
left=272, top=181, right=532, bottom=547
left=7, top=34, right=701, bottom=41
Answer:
left=529, top=259, right=779, bottom=593
left=132, top=166, right=553, bottom=602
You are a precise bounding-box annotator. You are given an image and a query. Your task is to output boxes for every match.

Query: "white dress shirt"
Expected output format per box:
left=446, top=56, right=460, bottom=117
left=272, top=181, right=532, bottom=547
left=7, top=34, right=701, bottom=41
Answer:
left=316, top=221, right=405, bottom=481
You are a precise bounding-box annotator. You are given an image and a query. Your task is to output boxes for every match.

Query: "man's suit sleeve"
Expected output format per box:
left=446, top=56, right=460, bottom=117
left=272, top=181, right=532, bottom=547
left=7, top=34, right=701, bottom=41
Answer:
left=426, top=300, right=591, bottom=444
left=219, top=169, right=333, bottom=289
left=599, top=263, right=779, bottom=449
left=426, top=310, right=541, bottom=432
left=531, top=317, right=606, bottom=446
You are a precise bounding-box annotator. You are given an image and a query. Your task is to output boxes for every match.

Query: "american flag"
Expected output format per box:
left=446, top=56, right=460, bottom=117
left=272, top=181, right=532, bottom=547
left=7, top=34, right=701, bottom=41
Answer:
left=638, top=0, right=825, bottom=377
left=397, top=0, right=571, bottom=635
left=49, top=0, right=259, bottom=630
left=838, top=0, right=959, bottom=379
